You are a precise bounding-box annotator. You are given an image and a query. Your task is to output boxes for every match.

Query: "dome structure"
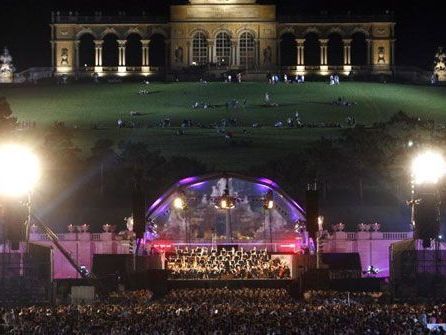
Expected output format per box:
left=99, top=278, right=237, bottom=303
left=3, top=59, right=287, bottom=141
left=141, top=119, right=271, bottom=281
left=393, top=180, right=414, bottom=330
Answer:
left=145, top=173, right=306, bottom=244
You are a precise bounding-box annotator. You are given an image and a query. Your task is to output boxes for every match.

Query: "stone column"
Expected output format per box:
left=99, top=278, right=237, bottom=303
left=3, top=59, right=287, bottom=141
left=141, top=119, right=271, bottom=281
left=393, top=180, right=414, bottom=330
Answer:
left=187, top=41, right=192, bottom=65
left=51, top=41, right=55, bottom=69
left=295, top=39, right=305, bottom=66
left=141, top=39, right=150, bottom=73
left=343, top=39, right=352, bottom=65
left=391, top=39, right=396, bottom=66
left=319, top=39, right=328, bottom=66
left=208, top=40, right=215, bottom=64
left=165, top=40, right=170, bottom=69
left=94, top=40, right=103, bottom=72
left=256, top=39, right=260, bottom=69
left=118, top=40, right=127, bottom=72
left=236, top=41, right=241, bottom=66
left=74, top=40, right=80, bottom=70
left=366, top=39, right=372, bottom=65
left=231, top=40, right=237, bottom=67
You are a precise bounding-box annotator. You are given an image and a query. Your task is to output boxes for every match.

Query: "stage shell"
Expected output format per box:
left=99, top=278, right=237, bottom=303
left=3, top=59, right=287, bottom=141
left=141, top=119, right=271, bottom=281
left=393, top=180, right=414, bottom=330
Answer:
left=145, top=173, right=306, bottom=246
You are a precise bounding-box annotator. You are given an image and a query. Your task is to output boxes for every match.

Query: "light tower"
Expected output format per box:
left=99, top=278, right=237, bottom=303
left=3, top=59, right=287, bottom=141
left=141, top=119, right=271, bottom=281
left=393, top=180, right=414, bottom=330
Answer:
left=410, top=150, right=446, bottom=248
left=0, top=144, right=41, bottom=247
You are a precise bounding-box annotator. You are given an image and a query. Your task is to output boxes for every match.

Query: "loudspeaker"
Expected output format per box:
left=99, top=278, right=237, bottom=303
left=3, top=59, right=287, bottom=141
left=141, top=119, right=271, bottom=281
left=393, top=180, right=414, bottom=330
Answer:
left=6, top=220, right=24, bottom=250
left=415, top=189, right=440, bottom=248
left=93, top=254, right=134, bottom=279
left=305, top=185, right=319, bottom=240
left=93, top=254, right=163, bottom=279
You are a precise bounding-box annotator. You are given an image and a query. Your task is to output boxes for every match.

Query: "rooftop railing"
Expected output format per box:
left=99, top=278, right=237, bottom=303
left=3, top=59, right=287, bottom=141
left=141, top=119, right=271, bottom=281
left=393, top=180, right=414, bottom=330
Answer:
left=278, top=13, right=394, bottom=23
left=52, top=14, right=168, bottom=24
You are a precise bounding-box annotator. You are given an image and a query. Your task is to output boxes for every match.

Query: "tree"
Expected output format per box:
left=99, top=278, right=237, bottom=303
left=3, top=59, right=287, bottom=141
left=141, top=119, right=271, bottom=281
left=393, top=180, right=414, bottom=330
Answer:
left=88, top=139, right=117, bottom=196
left=0, top=97, right=16, bottom=133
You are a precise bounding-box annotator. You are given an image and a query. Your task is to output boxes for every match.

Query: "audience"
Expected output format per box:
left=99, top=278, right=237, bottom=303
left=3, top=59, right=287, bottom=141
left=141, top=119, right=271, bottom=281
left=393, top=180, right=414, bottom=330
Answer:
left=2, top=289, right=446, bottom=334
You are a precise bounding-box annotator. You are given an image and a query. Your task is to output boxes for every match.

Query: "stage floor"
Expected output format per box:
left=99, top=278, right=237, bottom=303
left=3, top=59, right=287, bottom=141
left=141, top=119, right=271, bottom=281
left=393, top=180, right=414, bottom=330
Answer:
left=167, top=279, right=295, bottom=289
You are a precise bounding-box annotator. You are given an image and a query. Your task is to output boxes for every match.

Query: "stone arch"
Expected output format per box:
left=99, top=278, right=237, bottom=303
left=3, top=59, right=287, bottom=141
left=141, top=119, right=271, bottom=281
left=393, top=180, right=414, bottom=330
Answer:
left=149, top=33, right=167, bottom=67
left=215, top=31, right=232, bottom=65
left=78, top=33, right=95, bottom=68
left=126, top=33, right=142, bottom=67
left=239, top=31, right=256, bottom=69
left=280, top=32, right=296, bottom=66
left=102, top=33, right=119, bottom=67
left=350, top=26, right=370, bottom=39
left=304, top=31, right=320, bottom=66
left=327, top=32, right=344, bottom=66
left=189, top=28, right=210, bottom=39
left=190, top=31, right=208, bottom=65
left=124, top=27, right=144, bottom=39
left=100, top=28, right=121, bottom=40
left=149, top=27, right=169, bottom=39
left=351, top=31, right=368, bottom=66
left=302, top=27, right=321, bottom=38
left=76, top=28, right=98, bottom=40
left=212, top=28, right=233, bottom=40
left=278, top=26, right=296, bottom=38
left=236, top=28, right=257, bottom=40
left=326, top=27, right=346, bottom=39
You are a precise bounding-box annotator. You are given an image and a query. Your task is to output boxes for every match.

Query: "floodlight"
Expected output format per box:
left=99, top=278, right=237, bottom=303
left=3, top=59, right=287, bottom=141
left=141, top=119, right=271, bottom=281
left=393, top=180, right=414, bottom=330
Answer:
left=173, top=197, right=186, bottom=210
left=267, top=200, right=274, bottom=209
left=0, top=144, right=41, bottom=197
left=411, top=150, right=446, bottom=185
left=263, top=190, right=274, bottom=210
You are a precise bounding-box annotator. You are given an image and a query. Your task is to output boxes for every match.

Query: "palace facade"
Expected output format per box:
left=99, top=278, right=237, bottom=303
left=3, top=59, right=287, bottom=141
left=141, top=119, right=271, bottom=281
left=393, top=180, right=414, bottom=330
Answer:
left=51, top=0, right=396, bottom=77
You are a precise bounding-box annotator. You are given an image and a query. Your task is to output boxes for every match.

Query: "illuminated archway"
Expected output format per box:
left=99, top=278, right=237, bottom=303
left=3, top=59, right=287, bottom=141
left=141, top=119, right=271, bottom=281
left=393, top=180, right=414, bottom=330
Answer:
left=146, top=173, right=305, bottom=243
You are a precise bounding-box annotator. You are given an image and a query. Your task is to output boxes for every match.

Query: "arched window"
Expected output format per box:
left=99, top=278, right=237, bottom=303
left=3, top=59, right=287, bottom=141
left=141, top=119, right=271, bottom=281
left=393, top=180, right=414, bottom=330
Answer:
left=239, top=32, right=255, bottom=69
left=216, top=32, right=231, bottom=66
left=192, top=32, right=208, bottom=65
left=78, top=33, right=95, bottom=68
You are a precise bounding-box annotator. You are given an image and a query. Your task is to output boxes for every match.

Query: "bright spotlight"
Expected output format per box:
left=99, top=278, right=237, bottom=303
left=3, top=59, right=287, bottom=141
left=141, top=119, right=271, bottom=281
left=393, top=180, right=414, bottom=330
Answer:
left=263, top=190, right=274, bottom=210
left=0, top=144, right=41, bottom=197
left=411, top=150, right=446, bottom=185
left=173, top=197, right=185, bottom=210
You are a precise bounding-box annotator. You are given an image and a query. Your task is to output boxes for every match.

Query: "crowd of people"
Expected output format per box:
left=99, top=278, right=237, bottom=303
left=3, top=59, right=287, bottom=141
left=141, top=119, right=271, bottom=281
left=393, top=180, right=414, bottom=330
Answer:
left=223, top=73, right=243, bottom=83
left=331, top=96, right=358, bottom=107
left=266, top=73, right=305, bottom=84
left=329, top=74, right=341, bottom=85
left=166, top=247, right=291, bottom=280
left=2, top=289, right=446, bottom=334
left=109, top=75, right=358, bottom=131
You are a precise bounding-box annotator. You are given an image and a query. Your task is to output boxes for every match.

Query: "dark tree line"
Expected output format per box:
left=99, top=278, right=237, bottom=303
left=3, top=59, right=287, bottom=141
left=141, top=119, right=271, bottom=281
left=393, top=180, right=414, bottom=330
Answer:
left=250, top=111, right=446, bottom=230
left=2, top=96, right=445, bottom=232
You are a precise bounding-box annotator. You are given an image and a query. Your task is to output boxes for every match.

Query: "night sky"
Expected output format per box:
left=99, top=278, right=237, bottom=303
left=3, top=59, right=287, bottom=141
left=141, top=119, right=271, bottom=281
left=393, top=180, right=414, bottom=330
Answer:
left=0, top=0, right=443, bottom=71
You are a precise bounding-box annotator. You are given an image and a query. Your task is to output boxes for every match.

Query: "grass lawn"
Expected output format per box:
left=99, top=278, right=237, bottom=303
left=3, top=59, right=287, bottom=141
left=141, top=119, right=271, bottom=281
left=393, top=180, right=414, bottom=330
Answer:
left=2, top=81, right=446, bottom=169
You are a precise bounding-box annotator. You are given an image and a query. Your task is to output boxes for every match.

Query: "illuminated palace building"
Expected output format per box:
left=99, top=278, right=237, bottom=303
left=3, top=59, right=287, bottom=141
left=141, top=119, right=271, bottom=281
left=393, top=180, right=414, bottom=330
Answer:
left=51, top=0, right=395, bottom=77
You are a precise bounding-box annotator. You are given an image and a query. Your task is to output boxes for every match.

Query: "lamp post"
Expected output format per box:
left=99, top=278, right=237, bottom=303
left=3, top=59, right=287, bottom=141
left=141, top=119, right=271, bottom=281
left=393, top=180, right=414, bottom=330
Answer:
left=173, top=191, right=190, bottom=243
left=0, top=144, right=41, bottom=252
left=410, top=150, right=446, bottom=249
left=263, top=190, right=274, bottom=251
left=214, top=178, right=236, bottom=243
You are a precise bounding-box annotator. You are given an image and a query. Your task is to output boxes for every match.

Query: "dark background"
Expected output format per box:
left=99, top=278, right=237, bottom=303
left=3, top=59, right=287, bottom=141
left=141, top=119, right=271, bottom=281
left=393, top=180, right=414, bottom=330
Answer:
left=0, top=0, right=444, bottom=71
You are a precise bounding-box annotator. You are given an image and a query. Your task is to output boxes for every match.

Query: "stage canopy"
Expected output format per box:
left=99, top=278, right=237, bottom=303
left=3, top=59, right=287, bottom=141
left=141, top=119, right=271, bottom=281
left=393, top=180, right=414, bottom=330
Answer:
left=145, top=173, right=306, bottom=243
